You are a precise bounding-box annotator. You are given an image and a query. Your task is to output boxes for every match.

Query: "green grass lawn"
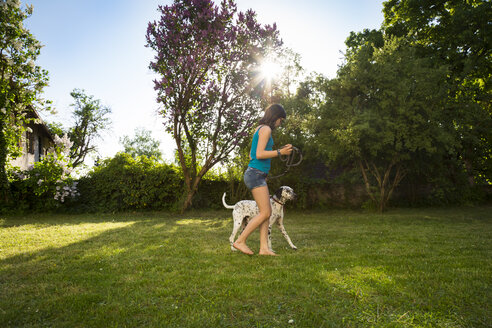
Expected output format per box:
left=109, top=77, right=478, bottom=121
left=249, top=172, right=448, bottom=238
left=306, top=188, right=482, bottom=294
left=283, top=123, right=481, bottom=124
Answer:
left=1, top=206, right=491, bottom=327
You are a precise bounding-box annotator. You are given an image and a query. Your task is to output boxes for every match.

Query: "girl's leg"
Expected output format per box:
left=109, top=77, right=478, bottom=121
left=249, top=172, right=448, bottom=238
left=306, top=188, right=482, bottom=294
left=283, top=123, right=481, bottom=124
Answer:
left=233, top=185, right=271, bottom=254
left=258, top=219, right=277, bottom=256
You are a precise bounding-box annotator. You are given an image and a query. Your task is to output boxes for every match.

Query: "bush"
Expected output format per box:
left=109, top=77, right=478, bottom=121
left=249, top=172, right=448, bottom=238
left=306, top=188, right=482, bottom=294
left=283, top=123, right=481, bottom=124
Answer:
left=5, top=135, right=77, bottom=213
left=8, top=160, right=77, bottom=212
left=75, top=153, right=182, bottom=212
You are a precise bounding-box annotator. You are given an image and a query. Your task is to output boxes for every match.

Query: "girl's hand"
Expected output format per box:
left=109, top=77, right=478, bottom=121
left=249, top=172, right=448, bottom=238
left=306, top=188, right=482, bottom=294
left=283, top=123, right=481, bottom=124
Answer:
left=279, top=144, right=293, bottom=156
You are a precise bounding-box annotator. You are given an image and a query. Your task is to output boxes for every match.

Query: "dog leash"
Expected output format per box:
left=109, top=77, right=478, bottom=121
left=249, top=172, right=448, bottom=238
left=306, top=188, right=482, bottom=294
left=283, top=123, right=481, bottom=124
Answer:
left=267, top=146, right=303, bottom=180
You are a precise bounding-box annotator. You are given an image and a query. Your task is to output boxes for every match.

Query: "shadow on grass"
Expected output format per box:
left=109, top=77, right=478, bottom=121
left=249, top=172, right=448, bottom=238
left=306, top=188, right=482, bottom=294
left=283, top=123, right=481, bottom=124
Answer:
left=0, top=209, right=231, bottom=227
left=1, top=214, right=239, bottom=327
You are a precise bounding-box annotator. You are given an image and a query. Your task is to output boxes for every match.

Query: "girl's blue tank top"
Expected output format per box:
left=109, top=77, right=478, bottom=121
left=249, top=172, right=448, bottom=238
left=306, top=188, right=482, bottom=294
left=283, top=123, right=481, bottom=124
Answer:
left=249, top=126, right=274, bottom=173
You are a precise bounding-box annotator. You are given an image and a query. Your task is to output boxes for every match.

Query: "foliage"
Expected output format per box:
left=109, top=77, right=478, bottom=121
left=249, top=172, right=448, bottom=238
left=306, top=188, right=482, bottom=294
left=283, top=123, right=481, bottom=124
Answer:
left=7, top=134, right=77, bottom=212
left=382, top=0, right=492, bottom=187
left=45, top=121, right=65, bottom=137
left=0, top=0, right=50, bottom=202
left=67, top=89, right=112, bottom=168
left=146, top=0, right=283, bottom=211
left=315, top=36, right=451, bottom=212
left=260, top=47, right=305, bottom=102
left=75, top=153, right=182, bottom=212
left=120, top=127, right=163, bottom=161
left=263, top=76, right=333, bottom=208
left=75, top=152, right=248, bottom=212
left=344, top=28, right=384, bottom=59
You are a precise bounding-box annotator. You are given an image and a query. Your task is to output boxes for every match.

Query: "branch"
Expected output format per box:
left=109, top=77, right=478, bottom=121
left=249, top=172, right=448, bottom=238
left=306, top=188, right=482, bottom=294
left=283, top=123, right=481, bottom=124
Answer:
left=369, top=161, right=382, bottom=188
left=387, top=164, right=406, bottom=202
left=358, top=159, right=377, bottom=203
left=174, top=115, right=191, bottom=190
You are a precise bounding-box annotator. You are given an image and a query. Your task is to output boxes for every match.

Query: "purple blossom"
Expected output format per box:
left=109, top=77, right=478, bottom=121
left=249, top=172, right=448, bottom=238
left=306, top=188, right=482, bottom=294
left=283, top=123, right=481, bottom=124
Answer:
left=146, top=0, right=281, bottom=167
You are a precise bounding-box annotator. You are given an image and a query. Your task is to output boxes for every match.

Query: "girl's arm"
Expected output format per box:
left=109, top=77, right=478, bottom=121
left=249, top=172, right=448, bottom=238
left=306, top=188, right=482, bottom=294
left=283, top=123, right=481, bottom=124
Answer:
left=256, top=126, right=293, bottom=159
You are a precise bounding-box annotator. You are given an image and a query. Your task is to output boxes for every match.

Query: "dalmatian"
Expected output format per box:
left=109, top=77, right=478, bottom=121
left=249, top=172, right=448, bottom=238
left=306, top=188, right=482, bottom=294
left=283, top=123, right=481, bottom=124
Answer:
left=222, top=186, right=298, bottom=252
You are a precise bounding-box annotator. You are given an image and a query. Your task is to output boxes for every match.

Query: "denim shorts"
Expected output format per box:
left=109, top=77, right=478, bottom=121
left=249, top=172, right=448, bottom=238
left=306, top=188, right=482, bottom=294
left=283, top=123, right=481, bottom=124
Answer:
left=243, top=166, right=268, bottom=190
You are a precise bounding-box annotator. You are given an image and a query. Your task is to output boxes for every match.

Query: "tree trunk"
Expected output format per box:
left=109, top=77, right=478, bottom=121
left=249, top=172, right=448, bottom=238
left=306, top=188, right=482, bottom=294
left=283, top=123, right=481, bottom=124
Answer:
left=358, top=160, right=378, bottom=204
left=358, top=159, right=406, bottom=213
left=463, top=159, right=475, bottom=186
left=180, top=157, right=223, bottom=213
left=180, top=175, right=202, bottom=213
left=181, top=188, right=196, bottom=213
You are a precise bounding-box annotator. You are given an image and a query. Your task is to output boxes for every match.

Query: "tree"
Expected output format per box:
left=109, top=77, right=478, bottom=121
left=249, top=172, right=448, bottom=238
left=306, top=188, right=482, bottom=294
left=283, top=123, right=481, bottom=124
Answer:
left=146, top=0, right=282, bottom=211
left=0, top=0, right=50, bottom=202
left=120, top=127, right=163, bottom=161
left=316, top=36, right=450, bottom=212
left=382, top=0, right=492, bottom=186
left=67, top=89, right=111, bottom=168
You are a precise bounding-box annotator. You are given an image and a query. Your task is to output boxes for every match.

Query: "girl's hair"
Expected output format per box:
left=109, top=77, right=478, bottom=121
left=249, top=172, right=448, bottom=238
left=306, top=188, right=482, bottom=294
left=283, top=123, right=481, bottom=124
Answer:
left=258, top=104, right=286, bottom=130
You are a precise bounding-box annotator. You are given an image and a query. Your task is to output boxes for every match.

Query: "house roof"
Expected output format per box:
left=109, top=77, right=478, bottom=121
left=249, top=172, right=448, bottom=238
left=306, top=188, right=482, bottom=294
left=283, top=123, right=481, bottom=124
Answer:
left=26, top=105, right=55, bottom=143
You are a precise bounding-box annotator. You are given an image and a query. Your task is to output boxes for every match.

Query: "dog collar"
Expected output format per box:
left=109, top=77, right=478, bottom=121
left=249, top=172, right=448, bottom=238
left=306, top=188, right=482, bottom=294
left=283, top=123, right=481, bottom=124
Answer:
left=271, top=196, right=284, bottom=206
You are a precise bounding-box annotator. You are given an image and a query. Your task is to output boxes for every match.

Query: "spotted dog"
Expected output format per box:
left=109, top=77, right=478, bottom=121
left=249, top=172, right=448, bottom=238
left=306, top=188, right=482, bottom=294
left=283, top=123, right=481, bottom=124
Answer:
left=222, top=186, right=298, bottom=252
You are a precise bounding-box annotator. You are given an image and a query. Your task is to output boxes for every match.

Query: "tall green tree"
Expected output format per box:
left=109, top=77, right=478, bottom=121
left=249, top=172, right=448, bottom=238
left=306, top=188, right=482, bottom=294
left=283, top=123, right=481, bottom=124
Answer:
left=0, top=0, right=50, bottom=202
left=317, top=36, right=450, bottom=212
left=383, top=0, right=492, bottom=185
left=120, top=127, right=163, bottom=161
left=67, top=89, right=111, bottom=168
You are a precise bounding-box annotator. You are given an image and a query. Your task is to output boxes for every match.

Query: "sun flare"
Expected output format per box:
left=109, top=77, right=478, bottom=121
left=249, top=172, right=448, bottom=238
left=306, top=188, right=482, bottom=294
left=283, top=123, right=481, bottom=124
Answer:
left=259, top=59, right=282, bottom=81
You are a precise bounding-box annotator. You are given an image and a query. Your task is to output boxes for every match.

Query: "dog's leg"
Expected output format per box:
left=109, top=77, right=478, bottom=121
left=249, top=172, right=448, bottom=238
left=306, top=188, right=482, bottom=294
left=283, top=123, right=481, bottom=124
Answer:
left=267, top=216, right=276, bottom=252
left=276, top=220, right=297, bottom=250
left=229, top=215, right=243, bottom=251
left=239, top=217, right=249, bottom=234
left=267, top=224, right=273, bottom=252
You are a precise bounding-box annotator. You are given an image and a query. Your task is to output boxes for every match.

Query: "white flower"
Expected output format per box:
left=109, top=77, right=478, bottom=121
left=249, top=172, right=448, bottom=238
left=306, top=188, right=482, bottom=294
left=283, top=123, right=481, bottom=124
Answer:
left=37, top=179, right=43, bottom=185
left=13, top=171, right=26, bottom=179
left=13, top=40, right=22, bottom=51
left=0, top=108, right=5, bottom=114
left=7, top=0, right=21, bottom=9
left=54, top=134, right=74, bottom=156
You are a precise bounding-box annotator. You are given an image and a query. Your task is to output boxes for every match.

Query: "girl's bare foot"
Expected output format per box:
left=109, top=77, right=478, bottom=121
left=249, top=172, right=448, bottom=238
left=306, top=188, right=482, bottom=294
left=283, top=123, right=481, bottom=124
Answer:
left=259, top=249, right=278, bottom=256
left=233, top=241, right=254, bottom=255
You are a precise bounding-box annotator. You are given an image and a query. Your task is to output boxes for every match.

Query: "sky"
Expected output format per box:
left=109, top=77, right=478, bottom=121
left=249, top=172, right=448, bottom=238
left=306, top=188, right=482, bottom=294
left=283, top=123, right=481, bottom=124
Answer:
left=21, top=0, right=384, bottom=164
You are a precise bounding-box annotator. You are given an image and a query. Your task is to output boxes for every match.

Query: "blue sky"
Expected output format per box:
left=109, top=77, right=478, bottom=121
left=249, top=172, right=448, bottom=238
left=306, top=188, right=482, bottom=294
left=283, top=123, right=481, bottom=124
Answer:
left=22, top=0, right=384, bottom=164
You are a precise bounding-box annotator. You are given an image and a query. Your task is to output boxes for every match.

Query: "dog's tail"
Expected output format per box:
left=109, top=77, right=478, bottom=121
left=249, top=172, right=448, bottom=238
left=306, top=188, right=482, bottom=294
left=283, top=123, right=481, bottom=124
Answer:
left=222, top=193, right=235, bottom=209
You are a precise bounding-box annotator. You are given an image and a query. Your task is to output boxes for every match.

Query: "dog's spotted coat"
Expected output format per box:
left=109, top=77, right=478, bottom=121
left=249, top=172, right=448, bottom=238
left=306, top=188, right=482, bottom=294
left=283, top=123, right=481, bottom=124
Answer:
left=222, top=186, right=297, bottom=252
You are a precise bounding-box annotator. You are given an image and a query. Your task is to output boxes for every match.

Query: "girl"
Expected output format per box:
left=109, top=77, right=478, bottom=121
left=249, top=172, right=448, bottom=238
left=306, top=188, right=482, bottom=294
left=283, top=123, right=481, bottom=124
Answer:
left=233, top=104, right=293, bottom=256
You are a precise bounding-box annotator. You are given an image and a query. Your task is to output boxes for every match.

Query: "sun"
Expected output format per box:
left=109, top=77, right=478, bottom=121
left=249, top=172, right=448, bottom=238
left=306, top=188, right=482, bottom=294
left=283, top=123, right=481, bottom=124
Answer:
left=259, top=58, right=282, bottom=82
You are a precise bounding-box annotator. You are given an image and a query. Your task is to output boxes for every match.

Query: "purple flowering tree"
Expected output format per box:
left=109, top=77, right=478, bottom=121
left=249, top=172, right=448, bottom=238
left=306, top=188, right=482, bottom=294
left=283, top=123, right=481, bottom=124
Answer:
left=146, top=0, right=282, bottom=211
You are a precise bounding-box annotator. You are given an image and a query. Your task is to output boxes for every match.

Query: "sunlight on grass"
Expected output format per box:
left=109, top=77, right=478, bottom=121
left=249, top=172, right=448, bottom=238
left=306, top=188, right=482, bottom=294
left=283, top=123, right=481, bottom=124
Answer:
left=322, top=266, right=397, bottom=300
left=176, top=218, right=229, bottom=230
left=0, top=221, right=136, bottom=260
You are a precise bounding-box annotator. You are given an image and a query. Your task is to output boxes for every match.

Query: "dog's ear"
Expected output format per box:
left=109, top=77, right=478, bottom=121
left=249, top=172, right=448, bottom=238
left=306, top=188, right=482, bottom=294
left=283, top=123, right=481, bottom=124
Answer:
left=275, top=187, right=284, bottom=199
